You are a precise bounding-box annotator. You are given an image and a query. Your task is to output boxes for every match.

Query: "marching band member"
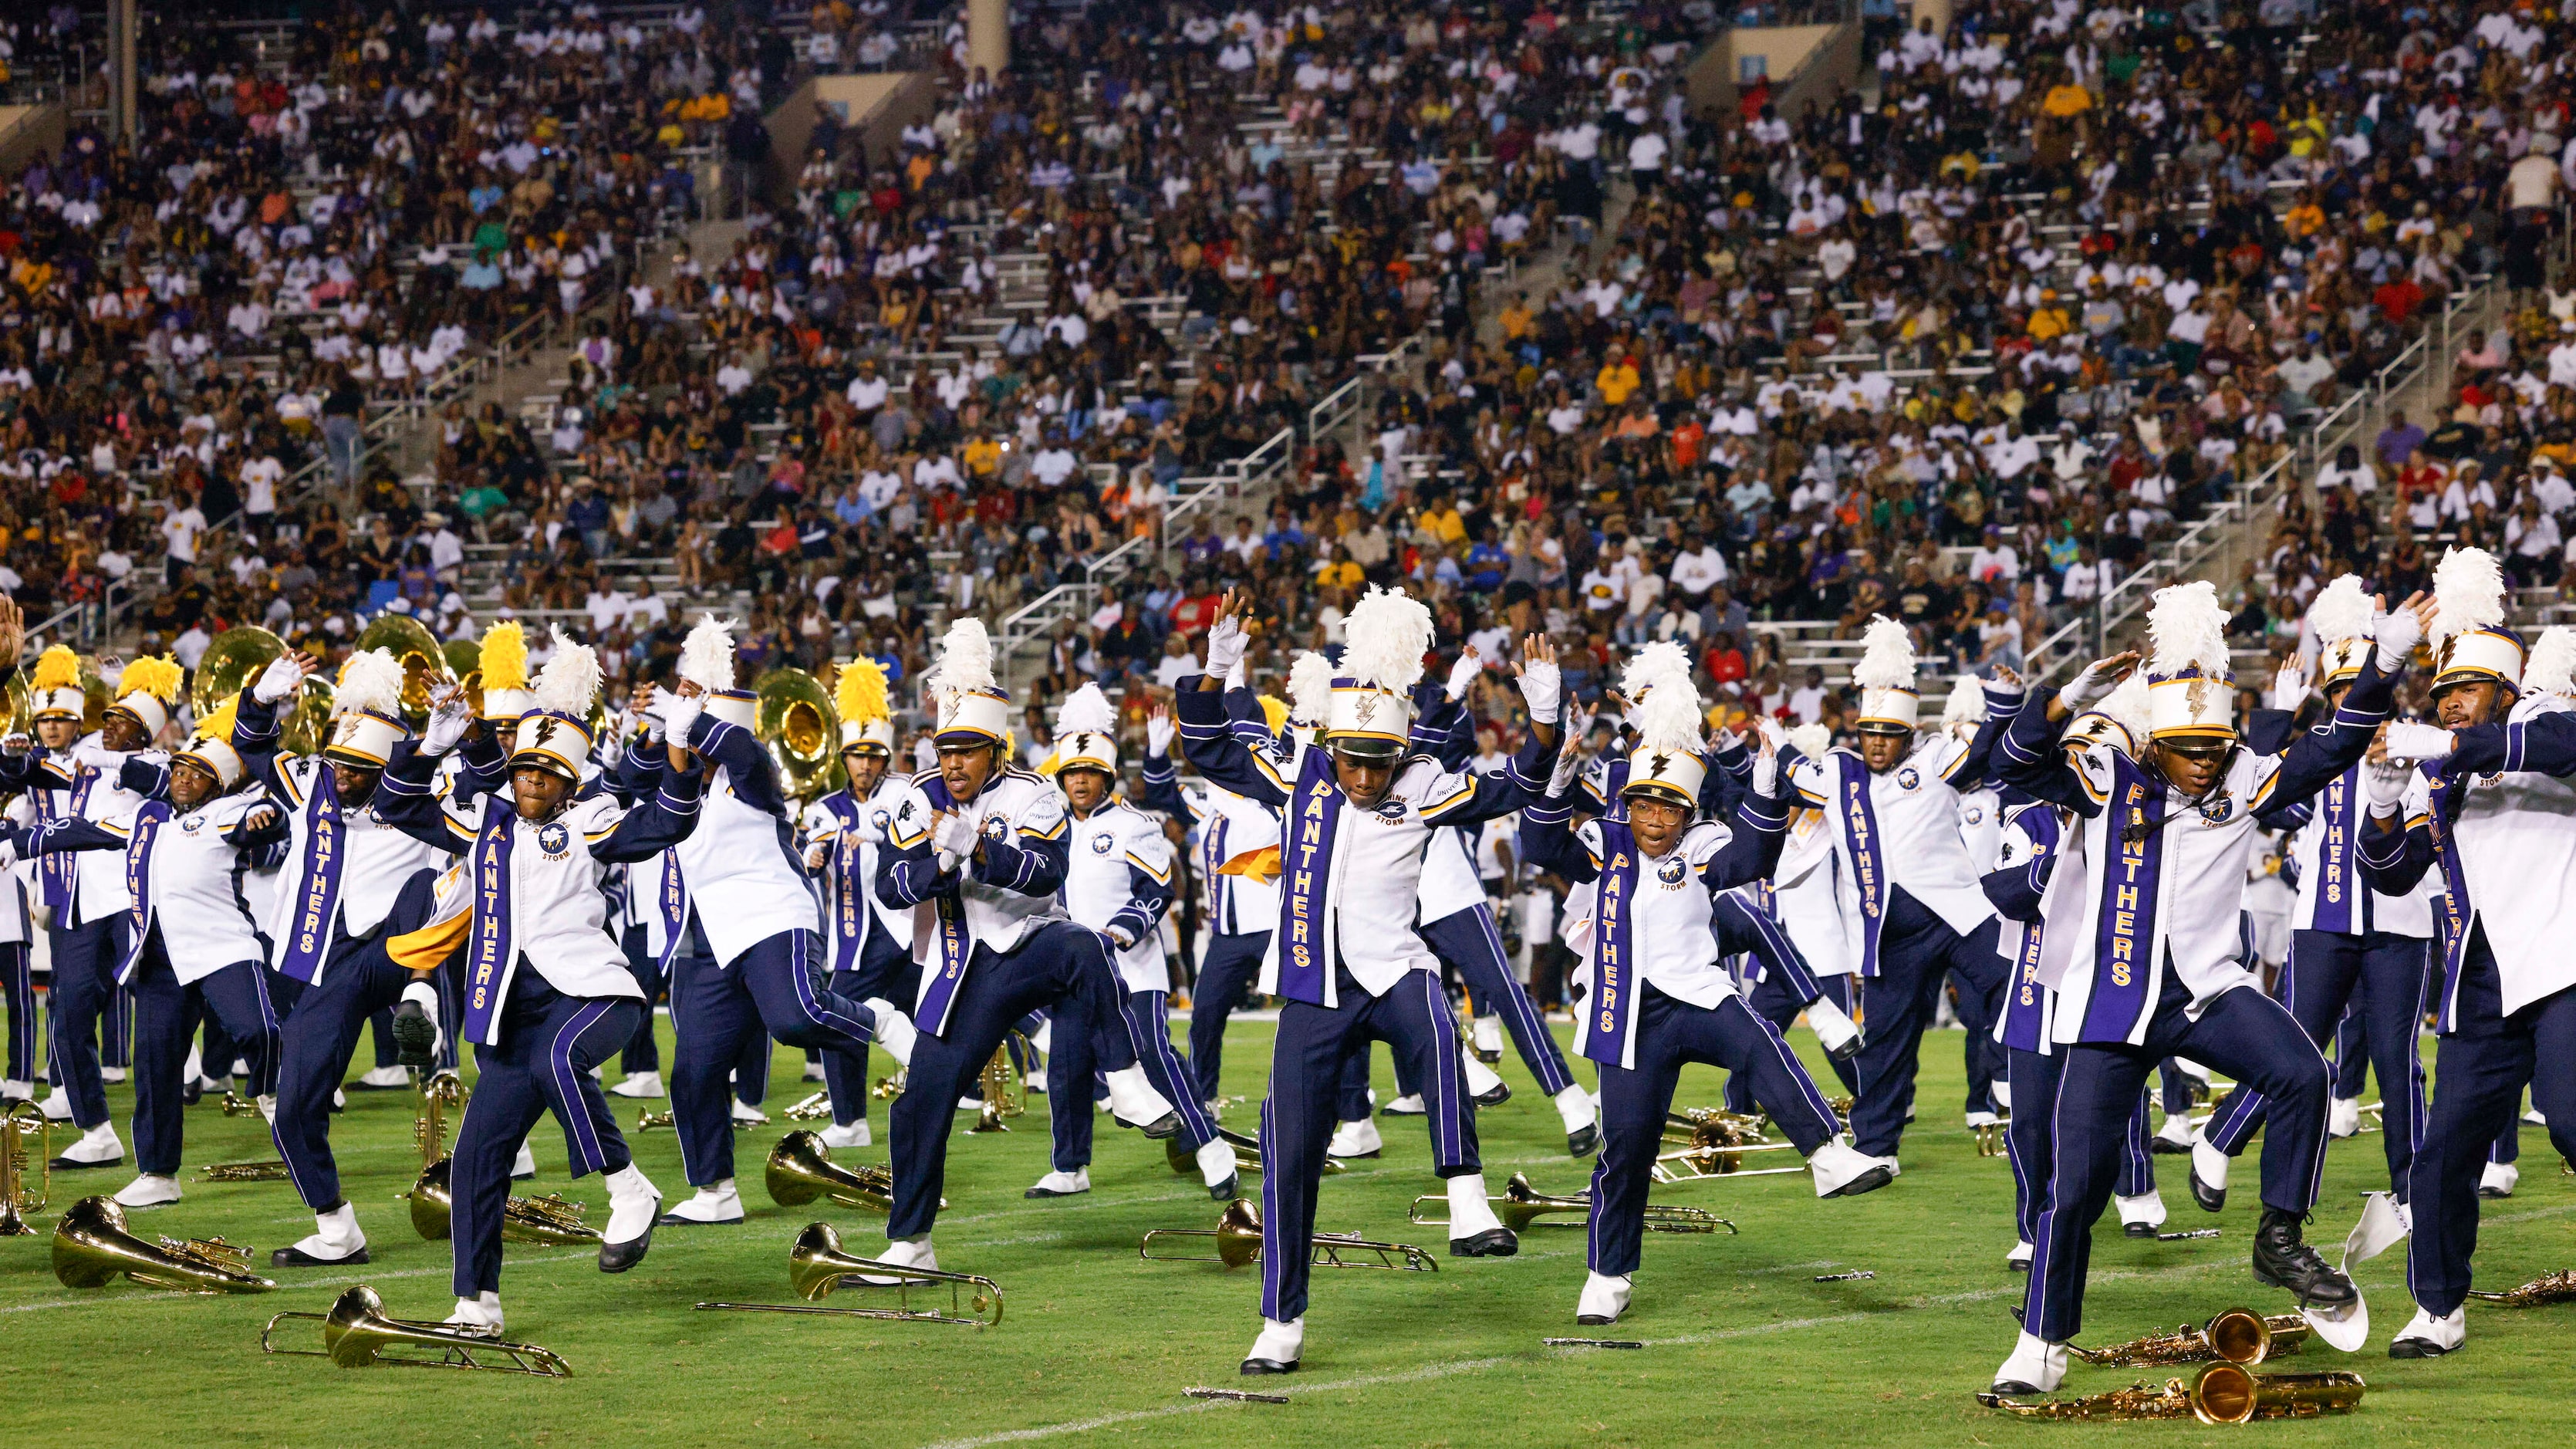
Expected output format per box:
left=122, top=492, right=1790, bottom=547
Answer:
left=5, top=689, right=285, bottom=1210
left=2199, top=575, right=2436, bottom=1210
left=376, top=630, right=693, bottom=1329
left=1759, top=724, right=1865, bottom=1098
left=0, top=790, right=29, bottom=1104
left=1173, top=587, right=1559, bottom=1376
left=1944, top=677, right=2008, bottom=1130
left=1717, top=876, right=1860, bottom=1111
left=1034, top=684, right=1237, bottom=1200
left=618, top=616, right=913, bottom=1228
left=793, top=658, right=918, bottom=1149
left=1988, top=581, right=2418, bottom=1395
left=2355, top=559, right=2576, bottom=1359
left=235, top=646, right=453, bottom=1268
left=1518, top=664, right=1883, bottom=1326
left=872, top=617, right=1182, bottom=1272
left=1784, top=618, right=2014, bottom=1174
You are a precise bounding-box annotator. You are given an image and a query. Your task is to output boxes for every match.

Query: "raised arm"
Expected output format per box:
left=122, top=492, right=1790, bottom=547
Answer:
left=1175, top=681, right=1295, bottom=806
left=374, top=742, right=479, bottom=853
left=232, top=648, right=322, bottom=799
left=582, top=756, right=707, bottom=863
left=1994, top=651, right=2138, bottom=816
left=1133, top=707, right=1204, bottom=822
left=1945, top=675, right=2027, bottom=785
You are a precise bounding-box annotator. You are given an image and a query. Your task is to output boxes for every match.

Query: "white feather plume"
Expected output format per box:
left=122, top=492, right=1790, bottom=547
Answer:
left=1287, top=652, right=1335, bottom=727
left=1619, top=640, right=1694, bottom=701
left=2146, top=580, right=2230, bottom=677
left=1632, top=670, right=1705, bottom=755
left=2306, top=573, right=2375, bottom=645
left=1788, top=722, right=1832, bottom=760
left=1942, top=674, right=1988, bottom=726
left=2526, top=626, right=2576, bottom=697
left=2431, top=546, right=2507, bottom=642
left=534, top=626, right=602, bottom=717
left=2080, top=671, right=2152, bottom=752
left=926, top=616, right=997, bottom=698
left=1851, top=616, right=1916, bottom=691
left=333, top=649, right=405, bottom=719
left=1341, top=586, right=1434, bottom=694
left=1053, top=682, right=1117, bottom=738
left=678, top=613, right=739, bottom=693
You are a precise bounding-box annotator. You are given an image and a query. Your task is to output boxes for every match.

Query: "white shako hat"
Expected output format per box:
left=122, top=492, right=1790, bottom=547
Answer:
left=2145, top=579, right=2234, bottom=741
left=28, top=645, right=85, bottom=721
left=927, top=615, right=1012, bottom=748
left=511, top=626, right=601, bottom=782
left=1941, top=673, right=1987, bottom=739
left=106, top=655, right=184, bottom=739
left=478, top=619, right=535, bottom=724
left=1851, top=615, right=1919, bottom=733
left=1045, top=682, right=1119, bottom=776
left=1325, top=586, right=1431, bottom=758
left=679, top=613, right=756, bottom=729
left=2068, top=671, right=2151, bottom=757
left=324, top=649, right=411, bottom=768
left=1621, top=651, right=1707, bottom=810
left=2428, top=545, right=2523, bottom=692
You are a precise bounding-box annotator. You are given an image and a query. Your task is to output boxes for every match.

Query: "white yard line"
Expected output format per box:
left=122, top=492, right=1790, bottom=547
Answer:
left=1, top=1250, right=597, bottom=1314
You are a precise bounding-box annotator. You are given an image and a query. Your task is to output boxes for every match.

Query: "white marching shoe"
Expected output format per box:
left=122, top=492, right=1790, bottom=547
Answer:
left=2115, top=1190, right=2169, bottom=1235
left=100, top=1066, right=127, bottom=1084
left=445, top=1292, right=504, bottom=1336
left=1444, top=1172, right=1518, bottom=1256
left=1381, top=1093, right=1426, bottom=1116
left=1326, top=1116, right=1383, bottom=1159
left=1991, top=1331, right=2070, bottom=1393
left=866, top=998, right=917, bottom=1067
left=2389, top=1305, right=2466, bottom=1359
left=2151, top=1112, right=2196, bottom=1153
left=1992, top=1079, right=2012, bottom=1113
left=2328, top=1097, right=2362, bottom=1139
left=1555, top=1083, right=1599, bottom=1157
left=1810, top=1138, right=1895, bottom=1197
left=0, top=1079, right=30, bottom=1102
left=862, top=1234, right=937, bottom=1284
left=1575, top=1271, right=1632, bottom=1326
left=608, top=1071, right=664, bottom=1099
left=802, top=1059, right=827, bottom=1083
left=272, top=1203, right=370, bottom=1267
left=51, top=1121, right=123, bottom=1169
left=356, top=1065, right=411, bottom=1089
left=1964, top=1110, right=2003, bottom=1130
left=730, top=1099, right=769, bottom=1126
left=511, top=1143, right=537, bottom=1180
left=1470, top=1015, right=1504, bottom=1062
left=1241, top=1315, right=1303, bottom=1375
left=2007, top=1239, right=2034, bottom=1272
left=1461, top=1053, right=1510, bottom=1106
left=2479, top=1160, right=2520, bottom=1199
left=39, top=1088, right=74, bottom=1122
left=1196, top=1137, right=1238, bottom=1197
left=599, top=1164, right=661, bottom=1272
left=1102, top=1066, right=1179, bottom=1137
left=1025, top=1167, right=1090, bottom=1199
left=819, top=1120, right=873, bottom=1150
left=113, top=1174, right=182, bottom=1208
left=2189, top=1137, right=2230, bottom=1211
left=657, top=1179, right=744, bottom=1225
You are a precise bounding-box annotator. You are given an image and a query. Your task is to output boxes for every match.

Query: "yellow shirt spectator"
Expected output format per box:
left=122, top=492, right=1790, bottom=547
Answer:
left=1596, top=359, right=1642, bottom=407
left=2027, top=301, right=2071, bottom=341
left=962, top=437, right=1002, bottom=478
left=1420, top=504, right=1467, bottom=546
left=2041, top=83, right=2092, bottom=118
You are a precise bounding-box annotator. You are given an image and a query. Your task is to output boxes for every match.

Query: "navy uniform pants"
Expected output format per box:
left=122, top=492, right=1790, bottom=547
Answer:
left=1261, top=966, right=1477, bottom=1323
left=1733, top=971, right=1858, bottom=1109
left=821, top=928, right=920, bottom=1130
left=888, top=921, right=1147, bottom=1241
left=667, top=924, right=880, bottom=1187
left=1188, top=929, right=1269, bottom=1105
left=2, top=941, right=32, bottom=1086
left=46, top=914, right=127, bottom=1129
left=1591, top=986, right=1839, bottom=1278
left=271, top=871, right=441, bottom=1212
left=1847, top=890, right=2003, bottom=1158
left=450, top=967, right=638, bottom=1298
left=1045, top=976, right=1220, bottom=1171
left=1423, top=904, right=1576, bottom=1097
left=2203, top=927, right=2431, bottom=1198
left=2024, top=970, right=2330, bottom=1342
left=127, top=935, right=283, bottom=1177
left=618, top=924, right=664, bottom=1076
left=2004, top=1046, right=2154, bottom=1247
left=2406, top=933, right=2576, bottom=1316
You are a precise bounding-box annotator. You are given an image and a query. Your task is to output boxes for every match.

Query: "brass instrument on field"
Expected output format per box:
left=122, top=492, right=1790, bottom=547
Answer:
left=783, top=1091, right=833, bottom=1122
left=1663, top=1106, right=1770, bottom=1145
left=695, top=1221, right=1001, bottom=1326
left=968, top=1032, right=1029, bottom=1133
left=1979, top=1363, right=2363, bottom=1423
left=2, top=1100, right=48, bottom=1235
left=1139, top=1197, right=1438, bottom=1272
left=2470, top=1269, right=2576, bottom=1306
left=262, top=1285, right=571, bottom=1376
left=636, top=1108, right=672, bottom=1132
left=765, top=1130, right=896, bottom=1214
left=416, top=1072, right=465, bottom=1172
left=51, top=1195, right=276, bottom=1293
left=872, top=1070, right=906, bottom=1100
left=197, top=1159, right=293, bottom=1182
left=1651, top=1120, right=1806, bottom=1184
left=406, top=1158, right=600, bottom=1245
left=193, top=625, right=331, bottom=752
left=2070, top=1308, right=2311, bottom=1367
left=755, top=666, right=842, bottom=802
left=1976, top=1118, right=2008, bottom=1157
left=353, top=612, right=454, bottom=728
left=1410, top=1172, right=1736, bottom=1235
left=219, top=1091, right=265, bottom=1118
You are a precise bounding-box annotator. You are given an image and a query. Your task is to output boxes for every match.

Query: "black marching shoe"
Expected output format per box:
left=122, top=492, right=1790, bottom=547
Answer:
left=1473, top=1083, right=1511, bottom=1109
left=599, top=1220, right=655, bottom=1273
left=1450, top=1228, right=1519, bottom=1258
left=1566, top=1123, right=1600, bottom=1158
left=1133, top=1110, right=1183, bottom=1140
left=391, top=999, right=440, bottom=1068
left=2188, top=1166, right=2226, bottom=1213
left=1209, top=1174, right=1238, bottom=1202
left=2123, top=1221, right=2157, bottom=1238
left=269, top=1244, right=370, bottom=1268
left=2250, top=1208, right=2357, bottom=1305
left=1240, top=1357, right=1298, bottom=1376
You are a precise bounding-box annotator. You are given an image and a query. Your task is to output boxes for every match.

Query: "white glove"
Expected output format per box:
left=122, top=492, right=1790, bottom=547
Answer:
left=660, top=691, right=704, bottom=746
left=933, top=809, right=984, bottom=859
left=2382, top=722, right=2456, bottom=761
left=2058, top=657, right=2124, bottom=713
left=1106, top=925, right=1136, bottom=950
left=636, top=689, right=670, bottom=744
left=2373, top=603, right=2423, bottom=670
left=1546, top=738, right=1585, bottom=799
left=1145, top=710, right=1173, bottom=757
left=934, top=847, right=962, bottom=875
left=1444, top=647, right=1483, bottom=702
left=1516, top=660, right=1563, bottom=725
left=2362, top=758, right=2412, bottom=815
left=1751, top=738, right=1779, bottom=798
left=420, top=695, right=473, bottom=756
left=1202, top=613, right=1249, bottom=681
left=69, top=741, right=127, bottom=772
left=252, top=654, right=303, bottom=704
left=2267, top=662, right=2309, bottom=714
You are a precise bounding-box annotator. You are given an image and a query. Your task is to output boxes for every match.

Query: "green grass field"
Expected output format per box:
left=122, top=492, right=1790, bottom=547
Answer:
left=3, top=1015, right=2569, bottom=1447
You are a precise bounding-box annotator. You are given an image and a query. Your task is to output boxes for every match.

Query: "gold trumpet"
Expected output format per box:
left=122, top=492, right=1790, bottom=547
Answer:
left=636, top=1108, right=673, bottom=1132
left=262, top=1285, right=571, bottom=1376
left=1980, top=1363, right=2365, bottom=1424
left=1410, top=1172, right=1737, bottom=1235
left=197, top=1159, right=294, bottom=1183
left=2071, top=1308, right=2311, bottom=1367
left=218, top=1092, right=265, bottom=1118
left=782, top=1091, right=833, bottom=1122
left=416, top=1072, right=466, bottom=1172
left=52, top=1195, right=277, bottom=1293
left=872, top=1071, right=907, bottom=1100
left=765, top=1130, right=911, bottom=1214
left=1650, top=1120, right=1807, bottom=1184
left=967, top=1034, right=1031, bottom=1133
left=696, top=1221, right=1001, bottom=1326
left=1139, top=1197, right=1439, bottom=1271
left=406, top=1158, right=600, bottom=1245
left=2470, top=1269, right=2576, bottom=1306
left=1, top=1099, right=48, bottom=1236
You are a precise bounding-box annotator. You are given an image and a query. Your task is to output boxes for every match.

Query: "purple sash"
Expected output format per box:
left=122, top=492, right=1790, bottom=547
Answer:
left=1275, top=749, right=1345, bottom=1006
left=459, top=804, right=518, bottom=1047
left=1581, top=819, right=1646, bottom=1069
left=1835, top=755, right=1890, bottom=978
left=652, top=848, right=690, bottom=970
left=276, top=768, right=348, bottom=985
left=34, top=760, right=93, bottom=914
left=1202, top=814, right=1230, bottom=934
left=2424, top=768, right=2476, bottom=1032
left=2075, top=756, right=2167, bottom=1042
left=817, top=791, right=870, bottom=972
left=113, top=802, right=174, bottom=985
left=2311, top=767, right=2357, bottom=934
left=909, top=775, right=981, bottom=1037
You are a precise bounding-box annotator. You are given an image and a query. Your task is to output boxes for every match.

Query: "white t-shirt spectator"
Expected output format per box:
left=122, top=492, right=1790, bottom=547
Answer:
left=161, top=505, right=208, bottom=562
left=241, top=455, right=284, bottom=516
left=1578, top=566, right=1624, bottom=612
left=1029, top=446, right=1079, bottom=488
left=1669, top=545, right=1727, bottom=597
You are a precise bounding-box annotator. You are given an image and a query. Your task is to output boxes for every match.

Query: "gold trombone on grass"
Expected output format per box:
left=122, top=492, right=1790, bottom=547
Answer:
left=1410, top=1171, right=1735, bottom=1235
left=695, top=1222, right=1001, bottom=1326
left=262, top=1285, right=570, bottom=1376
left=1139, top=1197, right=1438, bottom=1272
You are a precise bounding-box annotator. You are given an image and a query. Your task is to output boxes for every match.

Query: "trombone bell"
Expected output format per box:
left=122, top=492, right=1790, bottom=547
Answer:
left=52, top=1195, right=277, bottom=1293
left=262, top=1285, right=572, bottom=1376
left=1139, top=1198, right=1437, bottom=1271
left=695, top=1221, right=1001, bottom=1326
left=1, top=1099, right=47, bottom=1236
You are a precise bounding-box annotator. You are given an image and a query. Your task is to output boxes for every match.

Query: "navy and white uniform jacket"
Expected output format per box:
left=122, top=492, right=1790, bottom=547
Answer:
left=2358, top=694, right=2576, bottom=1028
left=799, top=779, right=915, bottom=973
left=1996, top=658, right=2396, bottom=1045
left=1139, top=739, right=1281, bottom=937
left=2255, top=742, right=2436, bottom=939
left=872, top=765, right=1073, bottom=1031
left=1768, top=809, right=1855, bottom=978
left=1173, top=677, right=1551, bottom=1006
left=616, top=712, right=821, bottom=968
left=14, top=792, right=288, bottom=985
left=0, top=741, right=170, bottom=926
left=1983, top=797, right=2067, bottom=1055
left=1410, top=684, right=1507, bottom=923
left=1058, top=798, right=1176, bottom=993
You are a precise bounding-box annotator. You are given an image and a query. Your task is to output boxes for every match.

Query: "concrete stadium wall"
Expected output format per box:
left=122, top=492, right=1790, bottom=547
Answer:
left=766, top=72, right=940, bottom=203
left=0, top=103, right=67, bottom=174
left=1684, top=22, right=1861, bottom=123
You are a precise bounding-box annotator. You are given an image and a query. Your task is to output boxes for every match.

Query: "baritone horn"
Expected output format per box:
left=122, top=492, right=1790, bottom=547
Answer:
left=2070, top=1307, right=2311, bottom=1367
left=755, top=666, right=842, bottom=802
left=968, top=1032, right=1031, bottom=1133
left=1978, top=1363, right=2364, bottom=1423
left=405, top=1158, right=600, bottom=1245
left=194, top=625, right=331, bottom=752
left=262, top=1285, right=571, bottom=1376
left=1410, top=1172, right=1735, bottom=1235
left=52, top=1195, right=276, bottom=1293
left=695, top=1221, right=1001, bottom=1326
left=1, top=1099, right=48, bottom=1235
left=1139, top=1197, right=1438, bottom=1271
